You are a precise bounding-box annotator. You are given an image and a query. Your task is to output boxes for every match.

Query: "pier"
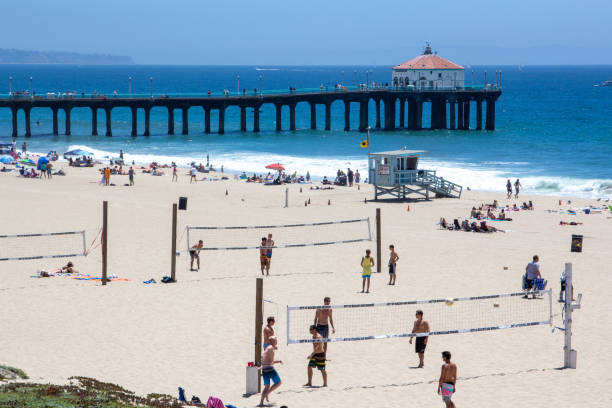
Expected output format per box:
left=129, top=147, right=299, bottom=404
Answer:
left=0, top=87, right=501, bottom=137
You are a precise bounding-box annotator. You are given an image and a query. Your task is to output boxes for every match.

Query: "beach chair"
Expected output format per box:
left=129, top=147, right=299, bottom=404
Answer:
left=453, top=219, right=461, bottom=230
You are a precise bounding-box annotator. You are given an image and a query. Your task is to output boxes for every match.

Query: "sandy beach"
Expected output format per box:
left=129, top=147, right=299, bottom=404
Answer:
left=1, top=162, right=610, bottom=408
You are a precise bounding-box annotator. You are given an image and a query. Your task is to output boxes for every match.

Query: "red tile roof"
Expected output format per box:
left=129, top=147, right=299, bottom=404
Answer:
left=393, top=54, right=463, bottom=70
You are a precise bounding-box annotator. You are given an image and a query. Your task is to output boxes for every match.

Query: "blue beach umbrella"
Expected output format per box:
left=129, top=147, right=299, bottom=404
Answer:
left=0, top=155, right=14, bottom=164
left=37, top=156, right=49, bottom=170
left=64, top=149, right=93, bottom=158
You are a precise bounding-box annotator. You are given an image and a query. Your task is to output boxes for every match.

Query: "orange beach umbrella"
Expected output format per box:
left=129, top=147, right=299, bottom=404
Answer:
left=265, top=163, right=285, bottom=171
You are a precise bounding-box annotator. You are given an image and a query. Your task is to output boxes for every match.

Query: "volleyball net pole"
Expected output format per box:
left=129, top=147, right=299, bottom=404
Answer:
left=102, top=201, right=108, bottom=285
left=171, top=203, right=178, bottom=282
left=563, top=262, right=582, bottom=369
left=376, top=208, right=381, bottom=273
left=254, top=278, right=263, bottom=393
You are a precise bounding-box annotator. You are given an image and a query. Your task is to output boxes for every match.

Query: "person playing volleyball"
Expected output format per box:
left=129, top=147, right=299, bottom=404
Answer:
left=189, top=240, right=203, bottom=271
left=260, top=237, right=270, bottom=276
left=361, top=249, right=374, bottom=293
left=438, top=351, right=457, bottom=408
left=409, top=310, right=430, bottom=368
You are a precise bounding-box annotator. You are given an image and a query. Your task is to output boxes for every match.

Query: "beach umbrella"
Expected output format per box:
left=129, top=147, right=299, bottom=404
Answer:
left=20, top=158, right=35, bottom=166
left=265, top=163, right=285, bottom=171
left=0, top=155, right=14, bottom=164
left=64, top=149, right=93, bottom=157
left=37, top=156, right=49, bottom=170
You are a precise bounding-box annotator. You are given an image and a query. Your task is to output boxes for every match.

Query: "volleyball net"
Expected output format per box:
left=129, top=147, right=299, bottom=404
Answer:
left=287, top=290, right=552, bottom=344
left=0, top=230, right=87, bottom=262
left=185, top=218, right=371, bottom=251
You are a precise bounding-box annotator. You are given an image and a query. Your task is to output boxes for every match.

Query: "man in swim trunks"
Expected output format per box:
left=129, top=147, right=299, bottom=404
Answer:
left=305, top=325, right=327, bottom=387
left=260, top=237, right=270, bottom=276
left=438, top=350, right=457, bottom=408
left=409, top=310, right=430, bottom=368
left=524, top=254, right=542, bottom=297
left=189, top=240, right=203, bottom=271
left=388, top=244, right=399, bottom=285
left=263, top=316, right=275, bottom=349
left=314, top=297, right=335, bottom=353
left=259, top=336, right=282, bottom=407
left=265, top=233, right=274, bottom=273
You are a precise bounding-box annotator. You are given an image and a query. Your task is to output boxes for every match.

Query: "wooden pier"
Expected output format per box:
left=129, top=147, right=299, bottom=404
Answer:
left=0, top=87, right=501, bottom=137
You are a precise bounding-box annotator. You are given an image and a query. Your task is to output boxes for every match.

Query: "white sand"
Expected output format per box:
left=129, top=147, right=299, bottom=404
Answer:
left=1, top=163, right=610, bottom=407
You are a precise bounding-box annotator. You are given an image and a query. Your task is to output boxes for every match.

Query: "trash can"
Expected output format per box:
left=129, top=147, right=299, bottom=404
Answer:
left=246, top=365, right=259, bottom=395
left=178, top=197, right=188, bottom=210
left=571, top=234, right=583, bottom=253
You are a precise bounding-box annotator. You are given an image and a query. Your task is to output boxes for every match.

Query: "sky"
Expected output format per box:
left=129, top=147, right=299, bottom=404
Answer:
left=1, top=0, right=611, bottom=65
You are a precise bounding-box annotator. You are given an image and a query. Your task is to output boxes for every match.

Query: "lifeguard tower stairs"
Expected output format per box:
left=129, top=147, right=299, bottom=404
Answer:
left=368, top=149, right=462, bottom=200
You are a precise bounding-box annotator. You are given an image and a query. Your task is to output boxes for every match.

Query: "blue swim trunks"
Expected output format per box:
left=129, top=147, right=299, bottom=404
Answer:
left=262, top=367, right=281, bottom=385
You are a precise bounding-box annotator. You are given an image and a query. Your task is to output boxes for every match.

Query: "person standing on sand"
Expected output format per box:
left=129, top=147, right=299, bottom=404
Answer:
left=120, top=149, right=124, bottom=160
left=190, top=166, right=197, bottom=183
left=506, top=179, right=512, bottom=199
left=361, top=249, right=374, bottom=293
left=259, top=336, right=282, bottom=407
left=265, top=233, right=275, bottom=273
left=409, top=310, right=430, bottom=368
left=172, top=165, right=178, bottom=182
left=128, top=166, right=134, bottom=186
left=260, top=237, right=270, bottom=276
left=305, top=325, right=327, bottom=387
left=438, top=351, right=457, bottom=408
left=189, top=240, right=203, bottom=271
left=388, top=244, right=399, bottom=285
left=263, top=316, right=275, bottom=349
left=514, top=179, right=522, bottom=198
left=314, top=297, right=335, bottom=353
left=104, top=167, right=111, bottom=186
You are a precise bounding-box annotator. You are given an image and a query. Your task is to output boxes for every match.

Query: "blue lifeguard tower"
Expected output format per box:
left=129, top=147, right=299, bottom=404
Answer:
left=368, top=149, right=462, bottom=200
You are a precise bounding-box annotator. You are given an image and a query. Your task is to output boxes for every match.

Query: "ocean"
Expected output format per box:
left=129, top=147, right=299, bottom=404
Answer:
left=1, top=64, right=611, bottom=198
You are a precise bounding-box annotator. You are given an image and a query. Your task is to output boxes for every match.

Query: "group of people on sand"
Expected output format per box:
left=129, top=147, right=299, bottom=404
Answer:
left=506, top=179, right=522, bottom=198
left=99, top=166, right=135, bottom=186
left=38, top=261, right=76, bottom=277
left=259, top=299, right=457, bottom=408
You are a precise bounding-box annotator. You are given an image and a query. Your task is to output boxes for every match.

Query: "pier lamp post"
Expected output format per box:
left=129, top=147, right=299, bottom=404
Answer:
left=150, top=77, right=153, bottom=98
left=9, top=76, right=12, bottom=96
left=29, top=76, right=33, bottom=98
left=365, top=71, right=369, bottom=89
left=484, top=70, right=487, bottom=89
left=259, top=75, right=262, bottom=96
left=129, top=76, right=132, bottom=96
left=354, top=69, right=357, bottom=87
left=499, top=70, right=502, bottom=89
left=237, top=74, right=240, bottom=94
left=341, top=70, right=344, bottom=87
left=471, top=70, right=474, bottom=87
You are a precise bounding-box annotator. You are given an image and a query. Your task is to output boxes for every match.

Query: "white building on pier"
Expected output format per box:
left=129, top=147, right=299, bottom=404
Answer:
left=392, top=44, right=464, bottom=89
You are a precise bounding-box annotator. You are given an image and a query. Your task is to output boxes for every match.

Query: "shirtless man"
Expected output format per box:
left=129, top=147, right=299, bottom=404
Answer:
left=305, top=325, right=327, bottom=387
left=438, top=351, right=457, bottom=408
left=258, top=336, right=282, bottom=407
left=260, top=237, right=269, bottom=276
left=263, top=316, right=275, bottom=349
left=190, top=240, right=204, bottom=271
left=388, top=244, right=399, bottom=285
left=408, top=310, right=430, bottom=368
left=314, top=297, right=335, bottom=353
left=265, top=233, right=275, bottom=273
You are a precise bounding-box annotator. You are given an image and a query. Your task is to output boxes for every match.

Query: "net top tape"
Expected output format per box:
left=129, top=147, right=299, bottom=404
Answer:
left=190, top=238, right=370, bottom=251
left=0, top=230, right=85, bottom=239
left=287, top=290, right=552, bottom=311
left=187, top=218, right=368, bottom=230
left=287, top=320, right=551, bottom=344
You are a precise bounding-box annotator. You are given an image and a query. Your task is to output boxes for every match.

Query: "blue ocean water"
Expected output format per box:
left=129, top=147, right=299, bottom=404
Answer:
left=1, top=65, right=611, bottom=197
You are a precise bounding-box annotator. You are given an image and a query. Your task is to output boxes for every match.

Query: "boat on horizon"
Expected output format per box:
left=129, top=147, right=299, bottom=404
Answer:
left=601, top=80, right=612, bottom=87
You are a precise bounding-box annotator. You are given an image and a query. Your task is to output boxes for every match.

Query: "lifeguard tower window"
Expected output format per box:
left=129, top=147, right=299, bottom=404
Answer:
left=368, top=149, right=462, bottom=200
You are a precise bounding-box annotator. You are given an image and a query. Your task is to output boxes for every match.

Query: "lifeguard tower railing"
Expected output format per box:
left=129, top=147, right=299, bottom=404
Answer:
left=394, top=169, right=462, bottom=198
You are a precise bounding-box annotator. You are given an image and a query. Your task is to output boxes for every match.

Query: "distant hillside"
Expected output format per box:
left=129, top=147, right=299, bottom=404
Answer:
left=0, top=49, right=133, bottom=65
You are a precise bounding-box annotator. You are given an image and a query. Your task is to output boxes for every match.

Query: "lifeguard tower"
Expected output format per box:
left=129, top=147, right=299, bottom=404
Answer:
left=368, top=149, right=462, bottom=200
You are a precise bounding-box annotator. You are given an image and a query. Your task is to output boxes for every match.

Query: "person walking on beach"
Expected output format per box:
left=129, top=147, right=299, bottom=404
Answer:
left=260, top=237, right=270, bottom=276
left=409, top=310, right=430, bottom=368
left=172, top=165, right=178, bottom=182
left=347, top=168, right=354, bottom=187
left=119, top=149, right=124, bottom=161
left=263, top=316, right=275, bottom=349
left=388, top=244, right=399, bottom=285
left=506, top=179, right=512, bottom=199
left=190, top=166, right=197, bottom=183
left=305, top=325, right=327, bottom=387
left=104, top=167, right=111, bottom=186
left=189, top=240, right=204, bottom=271
left=128, top=167, right=134, bottom=186
left=514, top=179, right=522, bottom=198
left=259, top=336, right=283, bottom=407
left=438, top=351, right=457, bottom=408
left=22, top=142, right=26, bottom=155
left=355, top=170, right=361, bottom=184
left=265, top=233, right=275, bottom=272
left=314, top=297, right=335, bottom=353
left=361, top=249, right=374, bottom=293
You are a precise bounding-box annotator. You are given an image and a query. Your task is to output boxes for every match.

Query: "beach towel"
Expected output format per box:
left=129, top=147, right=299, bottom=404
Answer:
left=206, top=396, right=225, bottom=408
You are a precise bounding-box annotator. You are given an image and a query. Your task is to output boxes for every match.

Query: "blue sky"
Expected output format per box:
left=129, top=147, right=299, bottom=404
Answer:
left=1, top=0, right=611, bottom=65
